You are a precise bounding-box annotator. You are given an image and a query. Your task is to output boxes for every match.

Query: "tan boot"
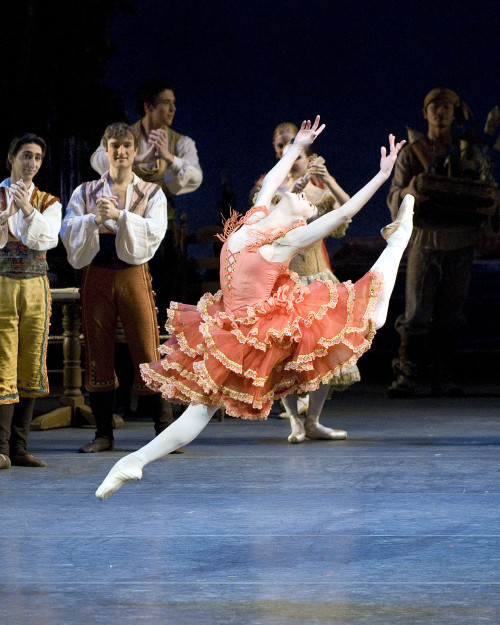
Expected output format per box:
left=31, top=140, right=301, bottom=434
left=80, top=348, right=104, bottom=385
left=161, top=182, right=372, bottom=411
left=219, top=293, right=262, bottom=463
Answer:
left=305, top=414, right=346, bottom=440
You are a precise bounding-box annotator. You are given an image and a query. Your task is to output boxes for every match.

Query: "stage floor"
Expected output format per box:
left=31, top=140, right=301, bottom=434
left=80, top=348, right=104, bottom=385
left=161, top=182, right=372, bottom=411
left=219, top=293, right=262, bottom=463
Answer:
left=1, top=384, right=500, bottom=625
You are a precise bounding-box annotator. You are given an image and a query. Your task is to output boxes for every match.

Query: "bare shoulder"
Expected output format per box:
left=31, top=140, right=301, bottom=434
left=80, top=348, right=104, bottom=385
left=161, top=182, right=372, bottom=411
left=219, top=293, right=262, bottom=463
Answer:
left=226, top=225, right=252, bottom=253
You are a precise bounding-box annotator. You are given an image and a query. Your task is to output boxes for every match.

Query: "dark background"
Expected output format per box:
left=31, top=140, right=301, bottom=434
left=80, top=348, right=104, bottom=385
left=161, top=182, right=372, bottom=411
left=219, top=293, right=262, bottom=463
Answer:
left=1, top=0, right=498, bottom=382
left=2, top=0, right=499, bottom=235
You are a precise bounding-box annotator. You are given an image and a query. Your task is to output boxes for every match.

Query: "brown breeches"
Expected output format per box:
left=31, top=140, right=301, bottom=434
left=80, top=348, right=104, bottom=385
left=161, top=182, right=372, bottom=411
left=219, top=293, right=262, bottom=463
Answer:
left=80, top=264, right=160, bottom=394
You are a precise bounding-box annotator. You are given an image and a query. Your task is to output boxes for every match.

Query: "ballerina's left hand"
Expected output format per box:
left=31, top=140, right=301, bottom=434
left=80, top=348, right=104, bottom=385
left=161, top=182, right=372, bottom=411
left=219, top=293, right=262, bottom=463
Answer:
left=294, top=116, right=326, bottom=149
left=380, top=134, right=406, bottom=177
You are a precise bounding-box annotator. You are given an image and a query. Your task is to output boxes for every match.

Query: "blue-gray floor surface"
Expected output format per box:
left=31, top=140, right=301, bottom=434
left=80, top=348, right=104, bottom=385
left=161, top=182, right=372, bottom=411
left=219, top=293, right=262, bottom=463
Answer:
left=1, top=384, right=499, bottom=625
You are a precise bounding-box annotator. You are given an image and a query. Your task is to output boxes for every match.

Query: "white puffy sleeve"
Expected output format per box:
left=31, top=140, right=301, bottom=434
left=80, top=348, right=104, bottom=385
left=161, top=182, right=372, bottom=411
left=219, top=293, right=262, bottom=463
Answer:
left=115, top=188, right=168, bottom=265
left=60, top=185, right=100, bottom=269
left=162, top=135, right=203, bottom=196
left=21, top=200, right=62, bottom=250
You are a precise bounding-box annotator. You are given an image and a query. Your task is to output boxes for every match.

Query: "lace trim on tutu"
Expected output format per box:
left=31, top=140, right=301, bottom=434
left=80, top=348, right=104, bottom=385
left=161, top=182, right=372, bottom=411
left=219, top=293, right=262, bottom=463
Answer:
left=140, top=362, right=208, bottom=405
left=193, top=358, right=295, bottom=412
left=199, top=270, right=339, bottom=353
left=141, top=353, right=362, bottom=421
left=196, top=271, right=382, bottom=378
left=285, top=270, right=383, bottom=371
left=142, top=270, right=385, bottom=420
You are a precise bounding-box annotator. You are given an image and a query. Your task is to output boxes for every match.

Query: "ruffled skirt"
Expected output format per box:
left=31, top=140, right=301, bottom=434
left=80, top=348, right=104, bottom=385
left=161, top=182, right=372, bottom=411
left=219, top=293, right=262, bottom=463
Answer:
left=140, top=270, right=383, bottom=419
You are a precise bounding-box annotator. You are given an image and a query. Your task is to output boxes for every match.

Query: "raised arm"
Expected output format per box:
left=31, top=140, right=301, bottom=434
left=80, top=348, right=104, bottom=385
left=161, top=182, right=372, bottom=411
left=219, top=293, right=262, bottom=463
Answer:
left=282, top=134, right=406, bottom=253
left=255, top=116, right=325, bottom=208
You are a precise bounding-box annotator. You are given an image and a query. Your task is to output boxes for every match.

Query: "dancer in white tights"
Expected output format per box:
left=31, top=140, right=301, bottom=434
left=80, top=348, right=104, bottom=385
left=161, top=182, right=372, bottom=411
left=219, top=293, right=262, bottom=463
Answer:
left=96, top=116, right=413, bottom=500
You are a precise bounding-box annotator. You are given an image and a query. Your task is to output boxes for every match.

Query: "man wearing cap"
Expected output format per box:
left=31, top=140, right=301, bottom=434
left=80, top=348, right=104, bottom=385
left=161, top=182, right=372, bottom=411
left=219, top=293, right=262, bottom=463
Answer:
left=386, top=87, right=481, bottom=397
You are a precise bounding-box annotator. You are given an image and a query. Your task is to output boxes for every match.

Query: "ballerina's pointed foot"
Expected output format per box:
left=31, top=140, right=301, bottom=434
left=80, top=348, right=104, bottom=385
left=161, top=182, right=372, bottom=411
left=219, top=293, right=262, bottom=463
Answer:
left=95, top=455, right=143, bottom=501
left=305, top=423, right=347, bottom=440
left=381, top=194, right=415, bottom=244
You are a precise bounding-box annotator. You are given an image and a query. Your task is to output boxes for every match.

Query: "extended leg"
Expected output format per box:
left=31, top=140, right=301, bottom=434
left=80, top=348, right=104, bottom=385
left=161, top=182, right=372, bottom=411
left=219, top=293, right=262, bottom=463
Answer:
left=95, top=403, right=218, bottom=500
left=371, top=195, right=414, bottom=329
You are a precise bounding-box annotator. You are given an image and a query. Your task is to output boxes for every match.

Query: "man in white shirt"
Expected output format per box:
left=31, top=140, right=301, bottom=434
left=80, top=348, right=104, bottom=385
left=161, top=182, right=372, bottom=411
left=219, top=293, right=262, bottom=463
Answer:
left=91, top=79, right=203, bottom=323
left=0, top=133, right=62, bottom=469
left=61, top=122, right=171, bottom=453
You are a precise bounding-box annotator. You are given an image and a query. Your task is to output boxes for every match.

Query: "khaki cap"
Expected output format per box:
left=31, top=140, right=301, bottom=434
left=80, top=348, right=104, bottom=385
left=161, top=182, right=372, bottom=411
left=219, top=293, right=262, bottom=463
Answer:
left=423, top=88, right=460, bottom=109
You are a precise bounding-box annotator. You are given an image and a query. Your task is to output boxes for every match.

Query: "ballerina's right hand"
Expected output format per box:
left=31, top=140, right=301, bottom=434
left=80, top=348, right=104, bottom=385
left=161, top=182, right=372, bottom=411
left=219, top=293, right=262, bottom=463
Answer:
left=294, top=116, right=326, bottom=148
left=380, top=134, right=406, bottom=176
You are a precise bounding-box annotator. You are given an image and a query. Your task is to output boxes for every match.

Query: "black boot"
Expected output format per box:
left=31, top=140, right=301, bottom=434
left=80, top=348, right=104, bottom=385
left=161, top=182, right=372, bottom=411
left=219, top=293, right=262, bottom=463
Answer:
left=10, top=398, right=46, bottom=467
left=0, top=404, right=14, bottom=469
left=79, top=391, right=115, bottom=453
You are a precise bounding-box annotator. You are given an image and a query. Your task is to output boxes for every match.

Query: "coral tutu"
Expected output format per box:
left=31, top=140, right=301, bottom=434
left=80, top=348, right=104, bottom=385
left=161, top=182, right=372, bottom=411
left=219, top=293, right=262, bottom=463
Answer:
left=141, top=241, right=383, bottom=419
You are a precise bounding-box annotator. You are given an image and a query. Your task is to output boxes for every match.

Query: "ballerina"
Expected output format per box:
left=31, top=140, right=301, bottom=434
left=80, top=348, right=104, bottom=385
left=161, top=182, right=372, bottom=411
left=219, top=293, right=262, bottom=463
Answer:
left=96, top=115, right=413, bottom=500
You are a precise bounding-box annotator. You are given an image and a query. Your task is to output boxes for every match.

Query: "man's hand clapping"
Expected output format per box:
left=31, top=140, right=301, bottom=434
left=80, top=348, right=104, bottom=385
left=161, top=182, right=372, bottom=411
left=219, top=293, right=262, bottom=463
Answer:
left=95, top=195, right=121, bottom=226
left=148, top=128, right=174, bottom=164
left=8, top=179, right=33, bottom=217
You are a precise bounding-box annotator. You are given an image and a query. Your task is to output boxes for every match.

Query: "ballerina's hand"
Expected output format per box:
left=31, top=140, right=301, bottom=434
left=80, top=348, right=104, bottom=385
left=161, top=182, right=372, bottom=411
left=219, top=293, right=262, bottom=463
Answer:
left=294, top=115, right=326, bottom=148
left=380, top=134, right=406, bottom=176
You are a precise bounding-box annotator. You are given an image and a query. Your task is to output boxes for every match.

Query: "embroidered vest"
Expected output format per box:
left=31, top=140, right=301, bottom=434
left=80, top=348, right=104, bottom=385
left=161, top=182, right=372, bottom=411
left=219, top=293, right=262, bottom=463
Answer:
left=0, top=186, right=59, bottom=278
left=81, top=173, right=161, bottom=234
left=81, top=174, right=161, bottom=268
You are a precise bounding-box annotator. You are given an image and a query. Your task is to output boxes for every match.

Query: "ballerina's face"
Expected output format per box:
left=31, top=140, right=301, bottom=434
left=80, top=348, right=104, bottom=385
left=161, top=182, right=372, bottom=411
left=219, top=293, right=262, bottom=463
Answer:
left=283, top=191, right=318, bottom=221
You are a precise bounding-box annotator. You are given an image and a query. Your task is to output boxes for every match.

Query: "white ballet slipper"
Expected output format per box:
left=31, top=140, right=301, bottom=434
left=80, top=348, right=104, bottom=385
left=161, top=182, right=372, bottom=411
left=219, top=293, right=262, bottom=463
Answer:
left=95, top=455, right=143, bottom=501
left=304, top=415, right=347, bottom=440
left=381, top=194, right=414, bottom=244
left=288, top=415, right=306, bottom=444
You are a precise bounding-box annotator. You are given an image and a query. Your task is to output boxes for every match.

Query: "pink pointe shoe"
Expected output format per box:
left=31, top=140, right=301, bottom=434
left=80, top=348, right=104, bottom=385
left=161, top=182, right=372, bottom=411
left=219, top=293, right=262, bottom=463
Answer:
left=381, top=194, right=415, bottom=242
left=95, top=456, right=143, bottom=501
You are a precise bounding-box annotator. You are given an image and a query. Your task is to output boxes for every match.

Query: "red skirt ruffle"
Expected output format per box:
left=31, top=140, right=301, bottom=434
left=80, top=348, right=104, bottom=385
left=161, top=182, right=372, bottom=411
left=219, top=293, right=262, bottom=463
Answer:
left=140, top=270, right=383, bottom=419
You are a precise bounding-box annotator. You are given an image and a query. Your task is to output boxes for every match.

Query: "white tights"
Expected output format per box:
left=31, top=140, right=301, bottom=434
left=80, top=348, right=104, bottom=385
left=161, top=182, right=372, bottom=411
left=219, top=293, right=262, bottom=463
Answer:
left=370, top=201, right=413, bottom=329
left=96, top=404, right=218, bottom=500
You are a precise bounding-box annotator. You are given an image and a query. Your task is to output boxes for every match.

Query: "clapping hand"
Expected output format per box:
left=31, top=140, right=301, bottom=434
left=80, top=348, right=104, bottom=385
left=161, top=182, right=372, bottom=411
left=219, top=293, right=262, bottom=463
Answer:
left=95, top=195, right=120, bottom=226
left=8, top=179, right=33, bottom=217
left=147, top=128, right=174, bottom=163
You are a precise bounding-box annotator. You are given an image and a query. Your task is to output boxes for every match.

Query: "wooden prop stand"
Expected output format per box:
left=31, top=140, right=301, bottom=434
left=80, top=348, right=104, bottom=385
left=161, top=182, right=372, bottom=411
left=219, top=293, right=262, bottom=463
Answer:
left=31, top=287, right=124, bottom=430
